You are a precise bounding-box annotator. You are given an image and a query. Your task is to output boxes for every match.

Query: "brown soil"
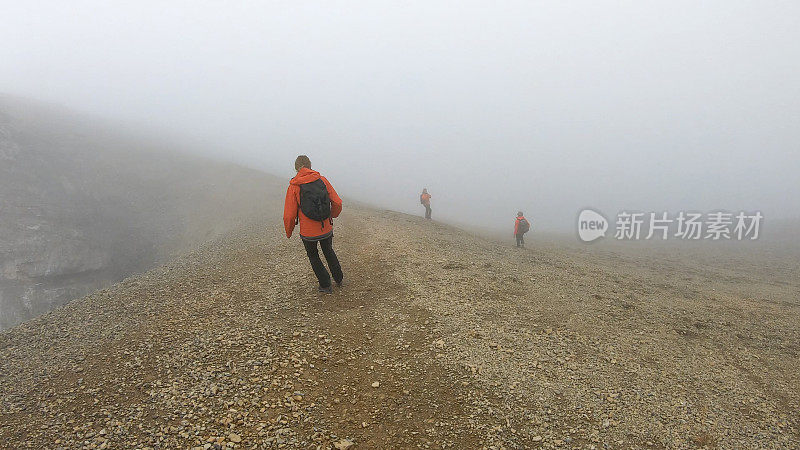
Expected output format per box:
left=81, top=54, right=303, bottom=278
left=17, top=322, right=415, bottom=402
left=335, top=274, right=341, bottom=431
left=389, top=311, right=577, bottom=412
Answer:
left=1, top=205, right=798, bottom=449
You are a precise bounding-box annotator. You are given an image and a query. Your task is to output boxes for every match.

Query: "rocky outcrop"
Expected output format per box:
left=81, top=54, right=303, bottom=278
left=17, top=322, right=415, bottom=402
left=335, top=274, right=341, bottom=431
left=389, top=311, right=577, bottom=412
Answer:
left=0, top=96, right=282, bottom=330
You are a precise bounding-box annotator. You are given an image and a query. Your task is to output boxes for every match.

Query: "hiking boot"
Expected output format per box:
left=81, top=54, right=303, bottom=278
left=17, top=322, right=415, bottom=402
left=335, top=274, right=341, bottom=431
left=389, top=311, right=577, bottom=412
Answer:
left=318, top=285, right=333, bottom=294
left=335, top=279, right=345, bottom=288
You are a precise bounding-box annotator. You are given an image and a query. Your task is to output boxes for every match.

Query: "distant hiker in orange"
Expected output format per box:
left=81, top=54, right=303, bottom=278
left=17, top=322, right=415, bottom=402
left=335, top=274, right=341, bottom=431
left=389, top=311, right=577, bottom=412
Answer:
left=514, top=211, right=530, bottom=248
left=283, top=155, right=344, bottom=294
left=420, top=188, right=432, bottom=220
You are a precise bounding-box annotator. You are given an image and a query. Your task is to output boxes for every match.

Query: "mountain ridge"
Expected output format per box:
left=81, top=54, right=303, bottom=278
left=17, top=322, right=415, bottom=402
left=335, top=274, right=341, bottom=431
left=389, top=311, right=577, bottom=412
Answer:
left=1, top=201, right=798, bottom=448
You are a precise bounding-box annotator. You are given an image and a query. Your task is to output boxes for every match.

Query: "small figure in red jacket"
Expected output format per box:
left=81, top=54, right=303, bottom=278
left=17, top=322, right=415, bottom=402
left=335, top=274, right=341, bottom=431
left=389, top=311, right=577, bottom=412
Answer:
left=283, top=155, right=343, bottom=294
left=514, top=211, right=530, bottom=248
left=420, top=188, right=432, bottom=220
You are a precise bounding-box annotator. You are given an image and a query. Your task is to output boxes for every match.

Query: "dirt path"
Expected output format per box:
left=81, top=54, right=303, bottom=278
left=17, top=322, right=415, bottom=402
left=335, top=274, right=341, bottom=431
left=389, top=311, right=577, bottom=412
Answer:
left=1, top=205, right=798, bottom=449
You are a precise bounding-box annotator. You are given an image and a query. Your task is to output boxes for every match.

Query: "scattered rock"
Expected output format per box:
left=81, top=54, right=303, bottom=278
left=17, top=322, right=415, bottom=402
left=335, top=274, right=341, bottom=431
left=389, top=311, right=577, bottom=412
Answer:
left=334, top=438, right=354, bottom=449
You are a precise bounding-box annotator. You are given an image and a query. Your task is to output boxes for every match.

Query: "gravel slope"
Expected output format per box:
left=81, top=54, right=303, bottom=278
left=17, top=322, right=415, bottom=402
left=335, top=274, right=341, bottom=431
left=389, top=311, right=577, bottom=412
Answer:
left=1, top=205, right=798, bottom=449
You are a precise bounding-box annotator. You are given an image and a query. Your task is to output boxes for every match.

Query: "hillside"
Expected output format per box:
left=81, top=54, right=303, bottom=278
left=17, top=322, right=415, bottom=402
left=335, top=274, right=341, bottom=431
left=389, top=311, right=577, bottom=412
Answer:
left=1, top=202, right=798, bottom=448
left=0, top=96, right=283, bottom=330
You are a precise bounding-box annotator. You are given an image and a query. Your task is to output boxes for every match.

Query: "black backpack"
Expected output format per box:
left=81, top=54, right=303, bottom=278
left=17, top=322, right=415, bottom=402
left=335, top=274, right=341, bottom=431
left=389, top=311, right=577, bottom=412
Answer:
left=299, top=179, right=332, bottom=229
left=518, top=218, right=530, bottom=234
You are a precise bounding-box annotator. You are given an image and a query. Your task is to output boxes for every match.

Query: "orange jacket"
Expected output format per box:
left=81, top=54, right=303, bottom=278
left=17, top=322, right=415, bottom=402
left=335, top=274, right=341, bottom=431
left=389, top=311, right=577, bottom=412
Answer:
left=514, top=216, right=529, bottom=235
left=420, top=193, right=431, bottom=205
left=283, top=167, right=342, bottom=239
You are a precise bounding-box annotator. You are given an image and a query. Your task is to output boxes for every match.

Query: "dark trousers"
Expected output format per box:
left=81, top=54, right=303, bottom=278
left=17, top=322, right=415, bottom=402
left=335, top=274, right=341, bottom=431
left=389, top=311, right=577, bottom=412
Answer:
left=424, top=204, right=432, bottom=219
left=302, top=236, right=343, bottom=288
left=515, top=233, right=525, bottom=247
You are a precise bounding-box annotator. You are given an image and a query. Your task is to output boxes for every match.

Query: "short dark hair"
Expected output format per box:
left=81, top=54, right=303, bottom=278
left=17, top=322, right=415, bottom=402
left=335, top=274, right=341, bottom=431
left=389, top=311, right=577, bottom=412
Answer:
left=295, top=155, right=311, bottom=170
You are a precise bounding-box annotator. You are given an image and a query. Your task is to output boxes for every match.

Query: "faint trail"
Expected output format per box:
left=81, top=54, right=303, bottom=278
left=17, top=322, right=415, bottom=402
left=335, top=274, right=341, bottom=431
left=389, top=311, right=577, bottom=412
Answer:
left=274, top=212, right=495, bottom=447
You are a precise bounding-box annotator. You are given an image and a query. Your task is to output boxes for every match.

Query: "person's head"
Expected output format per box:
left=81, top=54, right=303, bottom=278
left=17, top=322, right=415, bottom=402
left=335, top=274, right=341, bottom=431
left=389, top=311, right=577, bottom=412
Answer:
left=517, top=211, right=524, bottom=217
left=422, top=188, right=428, bottom=193
left=295, top=155, right=311, bottom=172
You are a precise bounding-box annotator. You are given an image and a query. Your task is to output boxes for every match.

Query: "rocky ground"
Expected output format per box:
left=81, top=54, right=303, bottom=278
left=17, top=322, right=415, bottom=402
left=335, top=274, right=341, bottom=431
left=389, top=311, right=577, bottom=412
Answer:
left=1, top=204, right=798, bottom=449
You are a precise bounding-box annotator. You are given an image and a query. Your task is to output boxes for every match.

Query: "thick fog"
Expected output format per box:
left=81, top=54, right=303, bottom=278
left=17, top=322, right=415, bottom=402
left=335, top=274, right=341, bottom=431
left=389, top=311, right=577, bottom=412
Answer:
left=2, top=1, right=799, bottom=232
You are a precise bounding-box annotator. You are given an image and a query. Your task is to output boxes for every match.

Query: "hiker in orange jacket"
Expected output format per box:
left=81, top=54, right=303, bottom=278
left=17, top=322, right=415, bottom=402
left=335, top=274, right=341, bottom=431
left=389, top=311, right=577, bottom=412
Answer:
left=514, top=211, right=530, bottom=248
left=283, top=155, right=343, bottom=294
left=420, top=188, right=432, bottom=219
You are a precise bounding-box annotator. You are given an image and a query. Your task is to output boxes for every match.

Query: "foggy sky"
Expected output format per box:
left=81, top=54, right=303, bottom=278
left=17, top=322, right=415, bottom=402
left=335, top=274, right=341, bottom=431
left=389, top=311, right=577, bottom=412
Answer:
left=2, top=1, right=799, bottom=232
